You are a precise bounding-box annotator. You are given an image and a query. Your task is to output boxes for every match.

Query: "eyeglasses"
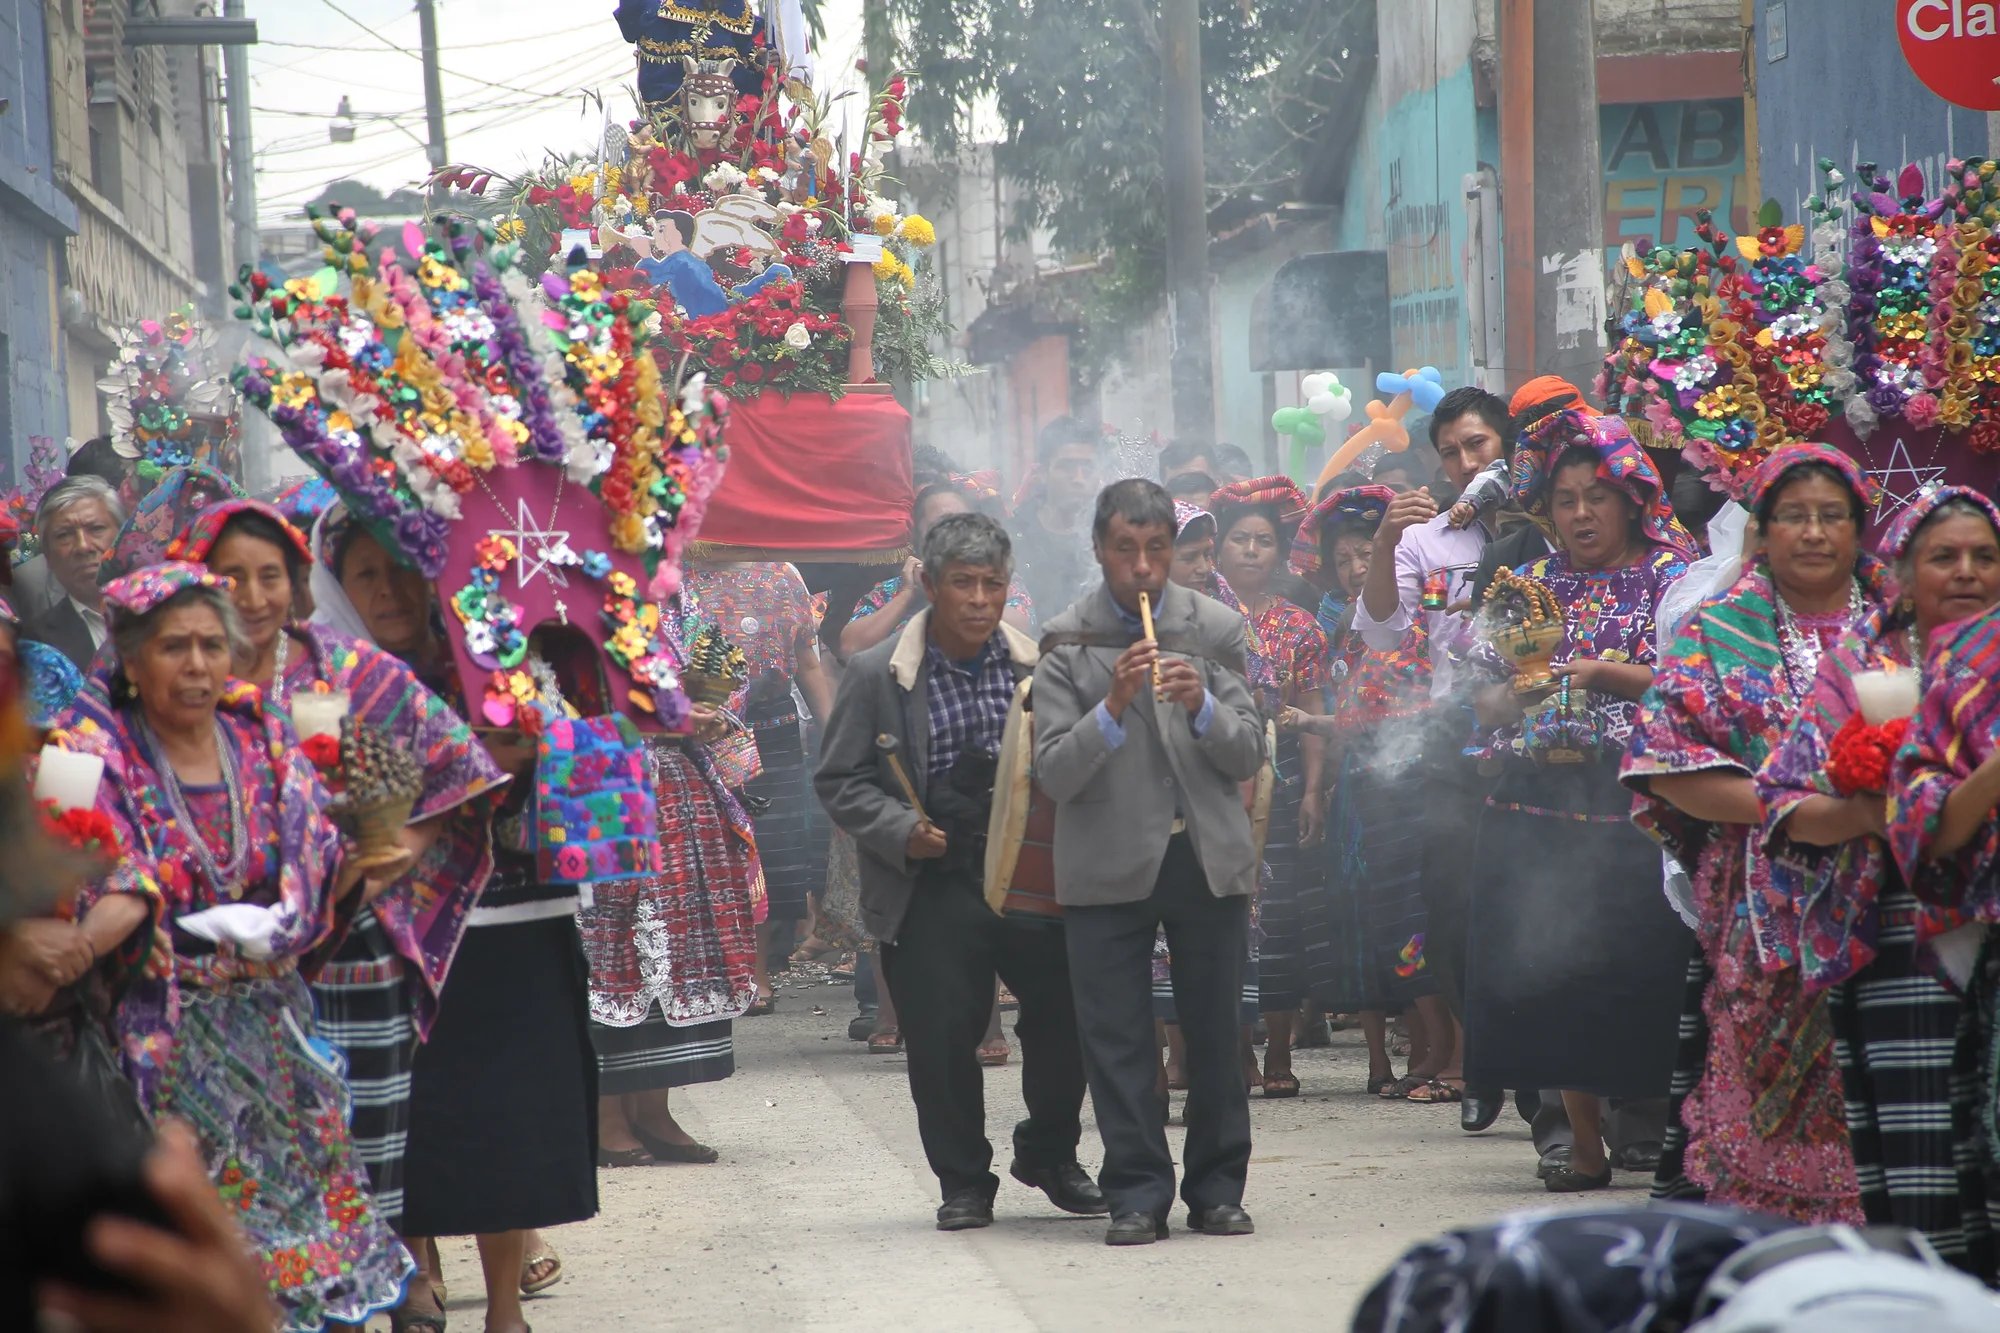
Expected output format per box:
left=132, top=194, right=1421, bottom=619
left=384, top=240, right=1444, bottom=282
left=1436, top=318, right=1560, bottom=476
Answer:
left=1767, top=508, right=1857, bottom=533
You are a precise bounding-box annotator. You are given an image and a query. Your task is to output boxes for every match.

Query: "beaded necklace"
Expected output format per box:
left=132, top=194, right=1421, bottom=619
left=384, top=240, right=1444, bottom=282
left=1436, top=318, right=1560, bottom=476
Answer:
left=1774, top=580, right=1863, bottom=700
left=142, top=714, right=250, bottom=900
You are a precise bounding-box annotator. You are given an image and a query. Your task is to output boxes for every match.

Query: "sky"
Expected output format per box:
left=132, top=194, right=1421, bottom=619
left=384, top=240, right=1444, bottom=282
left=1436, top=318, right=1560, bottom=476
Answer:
left=245, top=0, right=870, bottom=224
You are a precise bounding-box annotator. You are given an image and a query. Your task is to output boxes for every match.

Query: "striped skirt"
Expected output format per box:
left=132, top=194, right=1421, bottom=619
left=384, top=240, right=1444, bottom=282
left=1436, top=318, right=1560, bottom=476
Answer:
left=592, top=1009, right=735, bottom=1097
left=1255, top=732, right=1323, bottom=1012
left=745, top=699, right=817, bottom=923
left=1651, top=946, right=1712, bottom=1206
left=309, top=909, right=415, bottom=1231
left=1829, top=887, right=1998, bottom=1281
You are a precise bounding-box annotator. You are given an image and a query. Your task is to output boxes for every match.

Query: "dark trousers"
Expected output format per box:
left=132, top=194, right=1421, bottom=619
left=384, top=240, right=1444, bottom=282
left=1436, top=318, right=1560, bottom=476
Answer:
left=880, top=870, right=1087, bottom=1201
left=1063, top=834, right=1251, bottom=1219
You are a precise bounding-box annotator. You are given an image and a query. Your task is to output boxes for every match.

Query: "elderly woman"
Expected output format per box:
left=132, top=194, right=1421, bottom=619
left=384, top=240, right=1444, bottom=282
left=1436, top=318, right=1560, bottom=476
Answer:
left=24, top=475, right=127, bottom=670
left=1210, top=482, right=1327, bottom=1097
left=317, top=513, right=597, bottom=1333
left=1765, top=487, right=2000, bottom=1277
left=1284, top=487, right=1452, bottom=1100
left=1622, top=442, right=1890, bottom=1224
left=48, top=563, right=413, bottom=1331
left=1460, top=412, right=1697, bottom=1189
left=156, top=496, right=509, bottom=1240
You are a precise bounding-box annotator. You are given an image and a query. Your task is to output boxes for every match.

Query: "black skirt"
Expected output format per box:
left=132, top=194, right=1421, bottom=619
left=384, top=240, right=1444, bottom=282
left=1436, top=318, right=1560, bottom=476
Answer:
left=401, top=914, right=599, bottom=1237
left=1307, top=751, right=1440, bottom=1012
left=1462, top=762, right=1692, bottom=1099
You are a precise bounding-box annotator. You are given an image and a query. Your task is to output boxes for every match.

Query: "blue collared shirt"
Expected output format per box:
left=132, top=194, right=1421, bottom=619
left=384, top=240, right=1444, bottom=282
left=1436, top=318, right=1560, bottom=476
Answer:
left=1092, top=593, right=1215, bottom=747
left=925, top=634, right=1015, bottom=783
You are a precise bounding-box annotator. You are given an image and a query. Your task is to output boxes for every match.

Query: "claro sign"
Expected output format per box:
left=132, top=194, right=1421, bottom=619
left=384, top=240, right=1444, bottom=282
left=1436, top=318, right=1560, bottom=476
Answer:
left=1899, top=0, right=2000, bottom=110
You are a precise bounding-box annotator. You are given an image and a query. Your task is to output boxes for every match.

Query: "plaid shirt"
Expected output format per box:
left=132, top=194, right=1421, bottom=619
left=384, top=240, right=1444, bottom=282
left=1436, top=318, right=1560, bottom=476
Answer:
left=924, top=634, right=1016, bottom=784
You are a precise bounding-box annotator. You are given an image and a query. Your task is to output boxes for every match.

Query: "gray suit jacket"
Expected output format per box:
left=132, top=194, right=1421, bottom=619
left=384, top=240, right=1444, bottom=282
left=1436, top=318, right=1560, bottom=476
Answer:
left=813, top=611, right=1039, bottom=943
left=1031, top=580, right=1265, bottom=906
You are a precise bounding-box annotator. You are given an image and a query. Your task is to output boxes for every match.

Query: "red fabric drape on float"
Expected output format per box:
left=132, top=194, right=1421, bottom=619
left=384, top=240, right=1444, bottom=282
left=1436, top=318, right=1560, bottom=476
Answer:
left=694, top=391, right=914, bottom=561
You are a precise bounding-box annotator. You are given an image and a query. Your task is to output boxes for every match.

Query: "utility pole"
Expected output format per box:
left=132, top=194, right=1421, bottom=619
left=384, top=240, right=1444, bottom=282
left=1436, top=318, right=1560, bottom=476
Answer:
left=1522, top=0, right=1605, bottom=394
left=417, top=0, right=449, bottom=208
left=862, top=0, right=892, bottom=96
left=222, top=0, right=258, bottom=271
left=1161, top=0, right=1214, bottom=446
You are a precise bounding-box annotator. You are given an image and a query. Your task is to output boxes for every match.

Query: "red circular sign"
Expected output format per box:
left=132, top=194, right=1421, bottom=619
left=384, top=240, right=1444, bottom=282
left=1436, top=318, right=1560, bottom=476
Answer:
left=1899, top=0, right=2000, bottom=111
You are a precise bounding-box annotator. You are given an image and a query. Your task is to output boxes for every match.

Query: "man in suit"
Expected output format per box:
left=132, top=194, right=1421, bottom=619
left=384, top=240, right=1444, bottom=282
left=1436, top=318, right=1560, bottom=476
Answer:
left=816, top=512, right=1102, bottom=1232
left=24, top=476, right=125, bottom=671
left=1032, top=479, right=1266, bottom=1245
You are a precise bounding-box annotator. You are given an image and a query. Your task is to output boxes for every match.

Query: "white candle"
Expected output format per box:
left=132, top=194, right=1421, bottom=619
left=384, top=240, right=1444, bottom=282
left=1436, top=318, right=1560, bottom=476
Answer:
left=33, top=746, right=104, bottom=812
left=1851, top=668, right=1920, bottom=727
left=290, top=690, right=351, bottom=740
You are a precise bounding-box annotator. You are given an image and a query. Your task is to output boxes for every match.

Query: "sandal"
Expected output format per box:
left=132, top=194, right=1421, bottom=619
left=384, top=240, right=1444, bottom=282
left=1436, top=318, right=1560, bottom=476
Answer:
left=1365, top=1071, right=1397, bottom=1096
left=520, top=1240, right=563, bottom=1295
left=1405, top=1078, right=1463, bottom=1104
left=1262, top=1073, right=1300, bottom=1098
left=789, top=937, right=841, bottom=965
left=867, top=1027, right=903, bottom=1053
left=391, top=1282, right=447, bottom=1333
left=597, top=1145, right=655, bottom=1168
left=978, top=1038, right=1011, bottom=1067
left=1378, top=1074, right=1426, bottom=1099
left=747, top=990, right=775, bottom=1016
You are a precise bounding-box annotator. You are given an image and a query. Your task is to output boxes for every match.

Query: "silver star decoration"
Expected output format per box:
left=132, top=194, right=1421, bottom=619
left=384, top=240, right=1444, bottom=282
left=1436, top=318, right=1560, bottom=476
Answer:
left=490, top=498, right=572, bottom=590
left=1865, top=437, right=1947, bottom=519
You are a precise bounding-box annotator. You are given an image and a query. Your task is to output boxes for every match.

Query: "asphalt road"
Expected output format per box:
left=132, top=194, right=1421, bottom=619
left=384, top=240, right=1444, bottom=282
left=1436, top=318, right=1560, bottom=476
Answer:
left=423, top=972, right=1649, bottom=1331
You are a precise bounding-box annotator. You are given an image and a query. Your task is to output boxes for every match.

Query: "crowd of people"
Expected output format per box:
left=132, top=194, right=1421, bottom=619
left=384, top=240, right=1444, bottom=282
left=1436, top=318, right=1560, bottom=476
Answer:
left=7, top=367, right=2000, bottom=1328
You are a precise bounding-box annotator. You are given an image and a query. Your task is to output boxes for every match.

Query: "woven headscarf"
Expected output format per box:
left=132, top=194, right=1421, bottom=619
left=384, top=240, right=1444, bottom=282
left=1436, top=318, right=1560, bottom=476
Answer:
left=167, top=498, right=313, bottom=567
left=1209, top=476, right=1309, bottom=523
left=101, top=560, right=233, bottom=626
left=1510, top=409, right=1697, bottom=559
left=1291, top=484, right=1395, bottom=584
left=264, top=474, right=340, bottom=529
left=1173, top=500, right=1216, bottom=543
left=1749, top=441, right=1881, bottom=516
left=1873, top=484, right=2000, bottom=564
left=1508, top=375, right=1598, bottom=420
left=97, top=463, right=246, bottom=586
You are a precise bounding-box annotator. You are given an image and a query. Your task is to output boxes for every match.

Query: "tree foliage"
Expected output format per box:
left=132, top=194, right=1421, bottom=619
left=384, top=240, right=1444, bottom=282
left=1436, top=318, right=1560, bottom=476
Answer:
left=890, top=0, right=1371, bottom=257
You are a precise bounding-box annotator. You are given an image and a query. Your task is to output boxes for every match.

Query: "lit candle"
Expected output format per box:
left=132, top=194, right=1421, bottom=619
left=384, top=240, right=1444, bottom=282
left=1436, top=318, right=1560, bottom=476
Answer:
left=290, top=689, right=351, bottom=741
left=33, top=746, right=104, bottom=812
left=1851, top=668, right=1920, bottom=727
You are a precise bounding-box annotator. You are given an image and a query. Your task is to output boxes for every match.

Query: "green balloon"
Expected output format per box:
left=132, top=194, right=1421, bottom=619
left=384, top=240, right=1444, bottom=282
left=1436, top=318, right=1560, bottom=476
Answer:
left=1271, top=407, right=1306, bottom=432
left=1292, top=418, right=1326, bottom=448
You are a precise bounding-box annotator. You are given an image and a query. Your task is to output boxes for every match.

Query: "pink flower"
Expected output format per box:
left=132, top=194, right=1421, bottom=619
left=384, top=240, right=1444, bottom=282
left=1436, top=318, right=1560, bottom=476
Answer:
left=1904, top=391, right=1941, bottom=430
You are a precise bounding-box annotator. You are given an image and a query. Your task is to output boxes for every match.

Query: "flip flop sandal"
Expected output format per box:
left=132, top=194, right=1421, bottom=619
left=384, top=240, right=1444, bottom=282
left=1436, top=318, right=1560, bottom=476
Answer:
left=1379, top=1074, right=1426, bottom=1099
left=1365, top=1073, right=1397, bottom=1095
left=1405, top=1078, right=1463, bottom=1104
left=520, top=1242, right=563, bottom=1295
left=1262, top=1073, right=1301, bottom=1098
left=867, top=1028, right=903, bottom=1053
left=747, top=992, right=776, bottom=1016
left=978, top=1040, right=1011, bottom=1067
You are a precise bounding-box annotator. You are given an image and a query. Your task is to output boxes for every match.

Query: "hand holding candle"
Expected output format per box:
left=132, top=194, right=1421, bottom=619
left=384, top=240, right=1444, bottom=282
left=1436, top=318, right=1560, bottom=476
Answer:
left=1851, top=667, right=1920, bottom=727
left=33, top=746, right=104, bottom=813
left=289, top=688, right=352, bottom=741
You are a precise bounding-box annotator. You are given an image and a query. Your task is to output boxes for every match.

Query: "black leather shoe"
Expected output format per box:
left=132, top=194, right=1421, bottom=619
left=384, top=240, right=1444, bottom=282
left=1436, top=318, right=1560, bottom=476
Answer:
left=935, top=1189, right=994, bottom=1231
left=1535, top=1144, right=1572, bottom=1181
left=1460, top=1087, right=1503, bottom=1133
left=1010, top=1159, right=1109, bottom=1215
left=1186, top=1204, right=1255, bottom=1236
left=1105, top=1212, right=1169, bottom=1246
left=1615, top=1140, right=1664, bottom=1173
left=1545, top=1162, right=1612, bottom=1194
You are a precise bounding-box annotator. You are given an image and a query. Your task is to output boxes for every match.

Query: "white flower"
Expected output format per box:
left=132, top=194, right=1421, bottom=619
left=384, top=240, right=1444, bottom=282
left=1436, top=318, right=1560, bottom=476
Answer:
left=643, top=310, right=662, bottom=338
left=703, top=162, right=748, bottom=193
left=783, top=321, right=811, bottom=350
left=1826, top=168, right=1846, bottom=187
left=490, top=392, right=522, bottom=421
left=464, top=621, right=496, bottom=655
left=679, top=371, right=710, bottom=418
left=1671, top=354, right=1719, bottom=392
left=1649, top=311, right=1682, bottom=338
left=442, top=309, right=496, bottom=344
left=542, top=539, right=581, bottom=567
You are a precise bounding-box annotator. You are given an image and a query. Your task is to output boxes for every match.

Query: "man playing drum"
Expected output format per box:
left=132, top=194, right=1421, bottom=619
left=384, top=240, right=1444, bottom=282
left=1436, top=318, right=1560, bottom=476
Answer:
left=814, top=512, right=1104, bottom=1231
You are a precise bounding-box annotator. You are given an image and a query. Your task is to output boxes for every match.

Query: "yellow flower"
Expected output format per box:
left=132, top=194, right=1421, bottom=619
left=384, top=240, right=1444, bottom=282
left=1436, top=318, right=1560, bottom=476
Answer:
left=493, top=218, right=526, bottom=242
left=898, top=215, right=936, bottom=247
left=630, top=194, right=651, bottom=218
left=607, top=571, right=637, bottom=597
left=872, top=253, right=899, bottom=281
left=872, top=213, right=897, bottom=236
left=568, top=173, right=595, bottom=196
left=328, top=410, right=354, bottom=434
left=603, top=165, right=623, bottom=197
left=462, top=433, right=496, bottom=470
left=274, top=373, right=317, bottom=410
left=610, top=512, right=648, bottom=551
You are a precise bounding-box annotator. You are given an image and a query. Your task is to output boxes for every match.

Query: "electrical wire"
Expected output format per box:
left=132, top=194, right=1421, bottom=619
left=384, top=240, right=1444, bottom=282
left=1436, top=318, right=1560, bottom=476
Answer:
left=313, top=0, right=618, bottom=100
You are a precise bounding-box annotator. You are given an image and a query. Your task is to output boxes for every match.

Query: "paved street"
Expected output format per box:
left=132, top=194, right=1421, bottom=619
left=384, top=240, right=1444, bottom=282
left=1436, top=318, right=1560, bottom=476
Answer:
left=423, top=970, right=1652, bottom=1332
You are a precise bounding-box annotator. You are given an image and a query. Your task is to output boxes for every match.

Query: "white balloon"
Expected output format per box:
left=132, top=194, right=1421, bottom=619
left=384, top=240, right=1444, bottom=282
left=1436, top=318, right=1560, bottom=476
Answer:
left=1309, top=391, right=1353, bottom=421
left=1300, top=372, right=1333, bottom=398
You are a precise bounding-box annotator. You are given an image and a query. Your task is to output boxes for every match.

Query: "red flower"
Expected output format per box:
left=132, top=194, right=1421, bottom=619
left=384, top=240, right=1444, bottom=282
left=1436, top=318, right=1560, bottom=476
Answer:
left=739, top=361, right=766, bottom=383
left=300, top=733, right=342, bottom=772
left=1826, top=714, right=1910, bottom=795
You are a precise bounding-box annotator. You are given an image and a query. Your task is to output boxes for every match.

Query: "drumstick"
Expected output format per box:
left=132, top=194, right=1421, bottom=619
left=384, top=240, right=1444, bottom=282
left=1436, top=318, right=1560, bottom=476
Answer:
left=875, top=734, right=932, bottom=826
left=1138, top=590, right=1163, bottom=698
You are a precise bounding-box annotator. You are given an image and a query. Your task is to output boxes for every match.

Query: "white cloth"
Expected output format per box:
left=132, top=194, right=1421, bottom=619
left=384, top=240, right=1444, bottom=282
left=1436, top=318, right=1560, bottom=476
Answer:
left=174, top=903, right=296, bottom=961
left=306, top=507, right=377, bottom=644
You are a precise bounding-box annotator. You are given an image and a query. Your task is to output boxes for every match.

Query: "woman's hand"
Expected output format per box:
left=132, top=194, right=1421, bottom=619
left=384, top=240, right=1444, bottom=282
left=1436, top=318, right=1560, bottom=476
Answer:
left=334, top=846, right=417, bottom=903
left=1299, top=786, right=1326, bottom=847
left=1555, top=658, right=1655, bottom=702
left=690, top=703, right=729, bottom=744
left=7, top=917, right=97, bottom=988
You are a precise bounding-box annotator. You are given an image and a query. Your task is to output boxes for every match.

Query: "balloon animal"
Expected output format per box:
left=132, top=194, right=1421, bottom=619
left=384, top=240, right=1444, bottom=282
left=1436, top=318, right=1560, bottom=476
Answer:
left=1311, top=366, right=1446, bottom=490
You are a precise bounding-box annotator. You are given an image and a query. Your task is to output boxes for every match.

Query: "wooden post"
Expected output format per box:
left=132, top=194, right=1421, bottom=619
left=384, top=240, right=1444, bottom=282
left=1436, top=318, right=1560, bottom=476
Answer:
left=1500, top=0, right=1536, bottom=395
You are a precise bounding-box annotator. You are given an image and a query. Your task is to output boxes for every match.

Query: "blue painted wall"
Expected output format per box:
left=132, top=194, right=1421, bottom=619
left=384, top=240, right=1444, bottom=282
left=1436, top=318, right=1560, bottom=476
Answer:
left=1755, top=0, right=1994, bottom=221
left=0, top=0, right=76, bottom=487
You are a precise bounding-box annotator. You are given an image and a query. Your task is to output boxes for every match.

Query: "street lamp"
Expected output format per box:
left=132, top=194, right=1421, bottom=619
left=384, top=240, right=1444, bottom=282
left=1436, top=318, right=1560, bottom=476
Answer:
left=327, top=97, right=430, bottom=152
